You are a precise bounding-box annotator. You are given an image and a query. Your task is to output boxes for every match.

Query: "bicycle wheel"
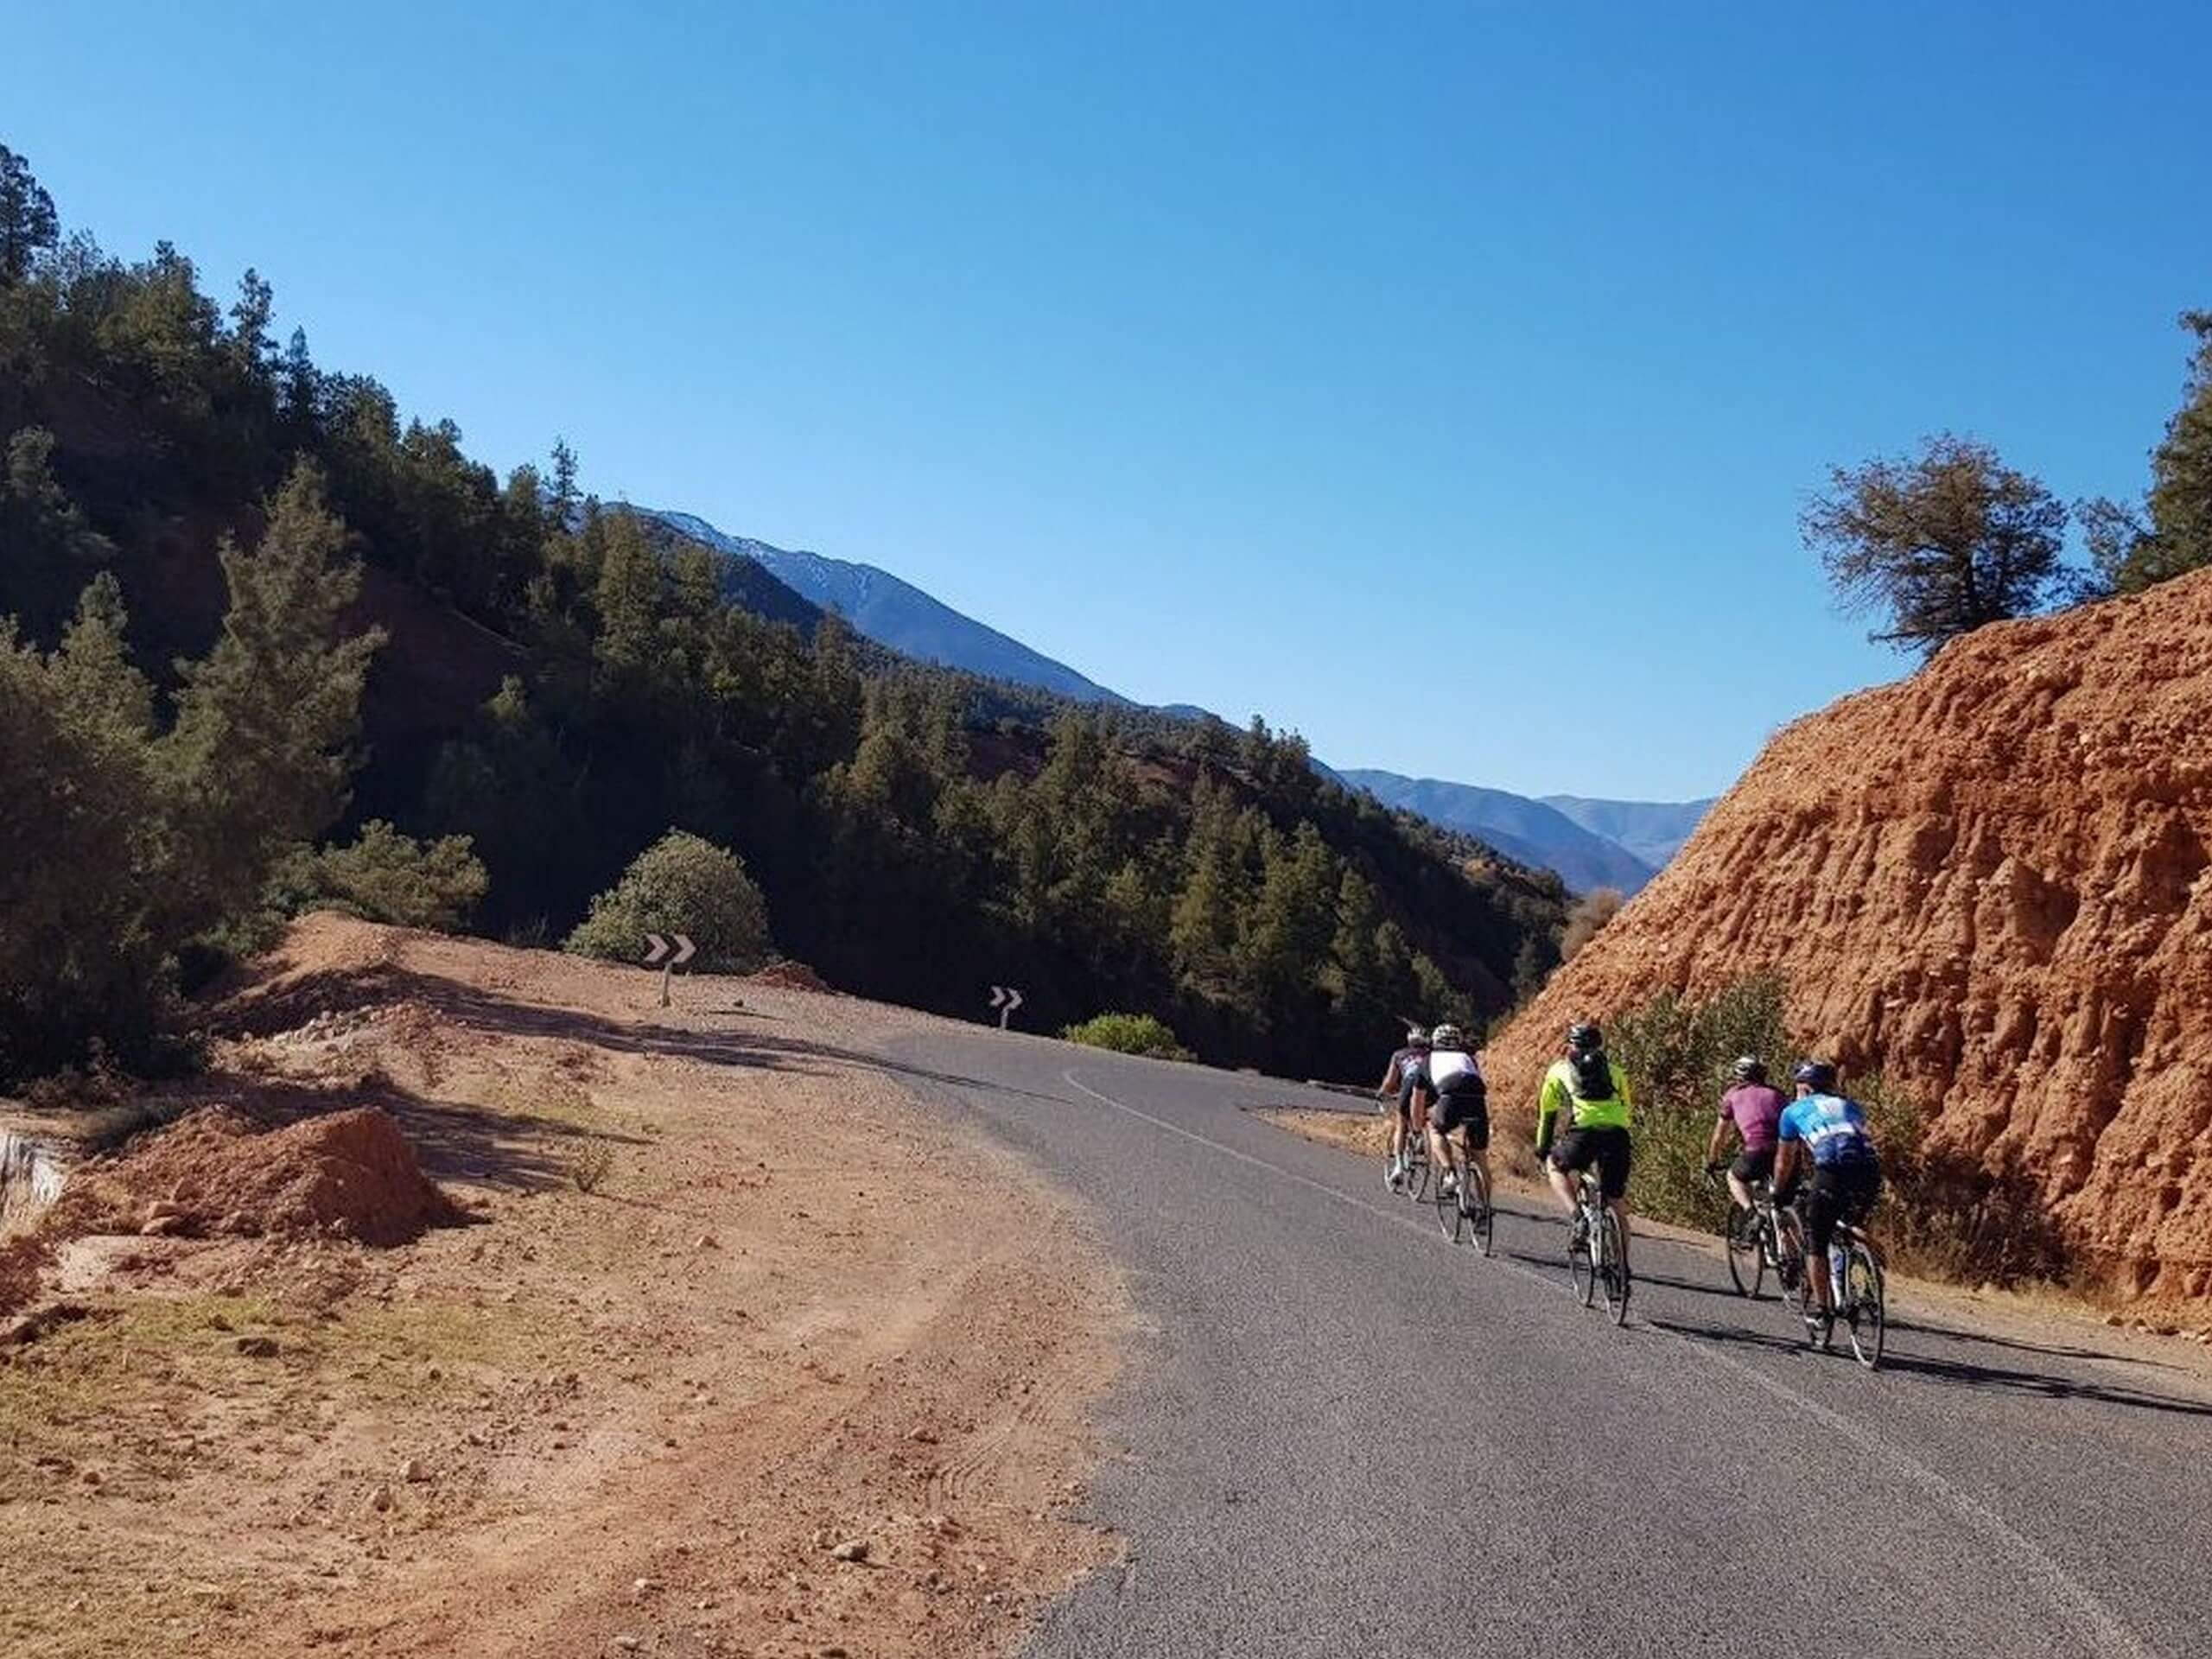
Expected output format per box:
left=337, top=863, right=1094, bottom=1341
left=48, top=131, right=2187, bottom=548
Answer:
left=1599, top=1210, right=1630, bottom=1325
left=1467, top=1164, right=1495, bottom=1258
left=1842, top=1241, right=1885, bottom=1370
left=1774, top=1211, right=1808, bottom=1316
left=1569, top=1215, right=1596, bottom=1306
left=1405, top=1141, right=1430, bottom=1201
left=1432, top=1161, right=1459, bottom=1239
left=1723, top=1202, right=1764, bottom=1299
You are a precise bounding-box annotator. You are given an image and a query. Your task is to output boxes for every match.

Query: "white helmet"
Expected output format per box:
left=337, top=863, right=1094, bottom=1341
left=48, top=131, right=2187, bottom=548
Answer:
left=1430, top=1023, right=1465, bottom=1050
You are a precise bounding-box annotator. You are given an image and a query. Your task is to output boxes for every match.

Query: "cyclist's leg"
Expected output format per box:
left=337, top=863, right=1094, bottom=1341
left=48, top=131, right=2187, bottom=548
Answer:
left=1466, top=1104, right=1492, bottom=1206
left=1547, top=1129, right=1587, bottom=1218
left=1801, top=1173, right=1840, bottom=1313
left=1426, top=1109, right=1456, bottom=1188
left=1599, top=1129, right=1633, bottom=1274
left=1724, top=1147, right=1757, bottom=1216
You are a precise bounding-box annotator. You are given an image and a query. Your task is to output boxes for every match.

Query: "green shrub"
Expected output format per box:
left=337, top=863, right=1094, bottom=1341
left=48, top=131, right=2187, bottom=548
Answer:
left=311, top=821, right=488, bottom=930
left=1608, top=976, right=1793, bottom=1230
left=1605, top=976, right=2073, bottom=1291
left=1062, top=1012, right=1192, bottom=1061
left=564, top=830, right=772, bottom=971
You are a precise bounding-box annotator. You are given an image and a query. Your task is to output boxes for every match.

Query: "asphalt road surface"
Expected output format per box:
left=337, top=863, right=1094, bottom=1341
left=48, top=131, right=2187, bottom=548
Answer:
left=880, top=1026, right=2212, bottom=1659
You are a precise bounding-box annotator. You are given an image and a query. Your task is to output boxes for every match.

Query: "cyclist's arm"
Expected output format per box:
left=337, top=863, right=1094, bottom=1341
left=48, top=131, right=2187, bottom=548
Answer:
left=1772, top=1137, right=1802, bottom=1198
left=1376, top=1057, right=1402, bottom=1098
left=1705, top=1111, right=1733, bottom=1166
left=1534, top=1071, right=1564, bottom=1154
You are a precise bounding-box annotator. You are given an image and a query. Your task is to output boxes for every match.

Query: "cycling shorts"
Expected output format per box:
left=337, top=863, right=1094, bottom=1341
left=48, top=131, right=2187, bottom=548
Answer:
left=1794, top=1160, right=1880, bottom=1252
left=1729, top=1147, right=1776, bottom=1186
left=1550, top=1126, right=1631, bottom=1200
left=1427, top=1090, right=1489, bottom=1150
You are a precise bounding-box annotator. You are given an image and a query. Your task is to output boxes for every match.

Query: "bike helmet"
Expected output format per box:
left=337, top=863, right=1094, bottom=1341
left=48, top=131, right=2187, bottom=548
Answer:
left=1567, top=1020, right=1603, bottom=1054
left=1793, top=1058, right=1837, bottom=1092
left=1732, top=1055, right=1767, bottom=1083
left=1430, top=1023, right=1465, bottom=1050
left=1403, top=1023, right=1430, bottom=1046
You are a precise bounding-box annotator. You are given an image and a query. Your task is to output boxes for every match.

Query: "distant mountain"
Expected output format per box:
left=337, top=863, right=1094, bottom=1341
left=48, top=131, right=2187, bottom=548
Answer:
left=1337, top=771, right=1657, bottom=895
left=641, top=509, right=1127, bottom=705
left=640, top=505, right=1707, bottom=893
left=1541, top=795, right=1713, bottom=868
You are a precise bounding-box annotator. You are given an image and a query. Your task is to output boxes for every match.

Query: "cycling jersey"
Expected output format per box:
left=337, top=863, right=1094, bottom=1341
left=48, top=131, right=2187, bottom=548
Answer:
left=1777, top=1091, right=1876, bottom=1167
left=1718, top=1083, right=1784, bottom=1154
left=1419, top=1047, right=1484, bottom=1096
left=1536, top=1055, right=1632, bottom=1138
left=1384, top=1045, right=1429, bottom=1114
left=1416, top=1046, right=1490, bottom=1148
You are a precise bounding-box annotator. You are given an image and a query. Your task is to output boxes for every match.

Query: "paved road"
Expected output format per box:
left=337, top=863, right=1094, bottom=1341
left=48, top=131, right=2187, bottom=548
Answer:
left=880, top=1027, right=2212, bottom=1659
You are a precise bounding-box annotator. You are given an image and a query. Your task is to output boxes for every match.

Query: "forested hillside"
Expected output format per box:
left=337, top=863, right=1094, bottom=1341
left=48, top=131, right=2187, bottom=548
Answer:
left=0, top=145, right=1566, bottom=1085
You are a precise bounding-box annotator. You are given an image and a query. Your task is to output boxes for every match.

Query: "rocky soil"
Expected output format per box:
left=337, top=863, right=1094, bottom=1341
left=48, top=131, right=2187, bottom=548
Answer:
left=1488, top=569, right=2212, bottom=1307
left=0, top=915, right=1126, bottom=1657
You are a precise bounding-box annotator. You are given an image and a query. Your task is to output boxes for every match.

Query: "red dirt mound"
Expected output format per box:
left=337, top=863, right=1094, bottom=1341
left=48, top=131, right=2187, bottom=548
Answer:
left=747, top=959, right=835, bottom=993
left=55, top=1105, right=464, bottom=1247
left=1487, top=569, right=2212, bottom=1306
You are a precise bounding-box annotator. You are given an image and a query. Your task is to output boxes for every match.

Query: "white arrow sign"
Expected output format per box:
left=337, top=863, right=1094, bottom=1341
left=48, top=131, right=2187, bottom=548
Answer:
left=643, top=933, right=671, bottom=966
left=988, top=985, right=1024, bottom=1029
left=670, top=934, right=696, bottom=969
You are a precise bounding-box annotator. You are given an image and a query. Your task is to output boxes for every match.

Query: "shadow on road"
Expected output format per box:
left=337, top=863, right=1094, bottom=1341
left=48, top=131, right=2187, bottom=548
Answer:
left=1649, top=1314, right=2212, bottom=1419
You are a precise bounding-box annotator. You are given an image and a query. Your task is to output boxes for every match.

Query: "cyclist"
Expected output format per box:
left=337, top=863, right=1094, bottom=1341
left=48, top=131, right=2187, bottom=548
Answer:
left=1535, top=1020, right=1634, bottom=1271
left=1414, top=1023, right=1489, bottom=1207
left=1772, top=1058, right=1882, bottom=1343
left=1375, top=1025, right=1430, bottom=1192
left=1704, top=1055, right=1784, bottom=1224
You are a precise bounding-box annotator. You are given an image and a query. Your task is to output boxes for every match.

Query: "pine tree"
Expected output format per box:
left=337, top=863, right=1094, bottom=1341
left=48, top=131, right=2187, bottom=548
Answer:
left=0, top=143, right=59, bottom=283
left=50, top=572, right=154, bottom=741
left=166, top=461, right=385, bottom=912
left=2085, top=312, right=2212, bottom=594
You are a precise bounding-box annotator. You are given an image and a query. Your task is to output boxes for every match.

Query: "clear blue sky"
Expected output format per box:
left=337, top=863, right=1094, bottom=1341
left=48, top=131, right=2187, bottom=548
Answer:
left=7, top=3, right=2208, bottom=798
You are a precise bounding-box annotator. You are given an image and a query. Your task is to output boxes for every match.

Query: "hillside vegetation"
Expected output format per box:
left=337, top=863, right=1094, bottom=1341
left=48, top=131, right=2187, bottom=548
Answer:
left=0, top=145, right=1564, bottom=1087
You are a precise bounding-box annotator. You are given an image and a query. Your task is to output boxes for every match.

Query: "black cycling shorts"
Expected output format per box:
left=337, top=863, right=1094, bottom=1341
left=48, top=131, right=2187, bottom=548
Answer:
left=1395, top=1077, right=1421, bottom=1120
left=1794, top=1160, right=1880, bottom=1253
left=1427, top=1090, right=1489, bottom=1151
left=1729, top=1147, right=1776, bottom=1185
left=1550, top=1126, right=1631, bottom=1200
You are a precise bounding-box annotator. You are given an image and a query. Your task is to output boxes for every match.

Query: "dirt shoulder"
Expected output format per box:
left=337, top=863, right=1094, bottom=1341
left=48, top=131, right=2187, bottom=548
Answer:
left=0, top=916, right=1128, bottom=1659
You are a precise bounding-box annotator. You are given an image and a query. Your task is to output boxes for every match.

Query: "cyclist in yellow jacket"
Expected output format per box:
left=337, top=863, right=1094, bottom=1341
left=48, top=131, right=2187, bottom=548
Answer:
left=1535, top=1020, right=1635, bottom=1273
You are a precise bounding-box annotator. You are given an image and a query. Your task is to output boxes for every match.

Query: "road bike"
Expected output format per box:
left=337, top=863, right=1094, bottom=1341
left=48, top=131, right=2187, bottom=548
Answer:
left=1429, top=1136, right=1495, bottom=1255
left=1710, top=1168, right=1787, bottom=1300
left=1566, top=1170, right=1629, bottom=1325
left=1808, top=1217, right=1886, bottom=1370
left=1388, top=1119, right=1430, bottom=1199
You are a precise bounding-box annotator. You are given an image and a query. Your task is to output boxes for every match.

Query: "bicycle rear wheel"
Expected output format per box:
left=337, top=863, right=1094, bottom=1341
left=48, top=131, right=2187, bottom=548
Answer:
left=1432, top=1160, right=1459, bottom=1239
left=1599, top=1210, right=1630, bottom=1325
left=1724, top=1202, right=1764, bottom=1299
left=1842, top=1241, right=1885, bottom=1370
left=1466, top=1163, right=1495, bottom=1257
left=1774, top=1211, right=1808, bottom=1316
left=1569, top=1217, right=1596, bottom=1306
left=1405, top=1141, right=1430, bottom=1201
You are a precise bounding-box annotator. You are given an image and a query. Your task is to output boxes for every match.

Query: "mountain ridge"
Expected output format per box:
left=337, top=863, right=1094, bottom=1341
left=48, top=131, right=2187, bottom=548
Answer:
left=641, top=505, right=1710, bottom=890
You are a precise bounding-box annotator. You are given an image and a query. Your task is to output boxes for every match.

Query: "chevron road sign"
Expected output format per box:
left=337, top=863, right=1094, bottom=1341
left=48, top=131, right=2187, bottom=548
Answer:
left=643, top=933, right=697, bottom=1007
left=987, top=984, right=1024, bottom=1030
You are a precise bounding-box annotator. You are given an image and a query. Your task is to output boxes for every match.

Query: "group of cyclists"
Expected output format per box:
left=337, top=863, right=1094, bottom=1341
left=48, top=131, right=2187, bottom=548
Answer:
left=1377, top=1018, right=1885, bottom=1343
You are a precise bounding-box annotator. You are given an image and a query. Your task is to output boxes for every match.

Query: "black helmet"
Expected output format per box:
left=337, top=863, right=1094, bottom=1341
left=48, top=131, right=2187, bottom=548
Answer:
left=1567, top=1020, right=1602, bottom=1054
left=1793, top=1058, right=1837, bottom=1092
left=1732, top=1055, right=1766, bottom=1083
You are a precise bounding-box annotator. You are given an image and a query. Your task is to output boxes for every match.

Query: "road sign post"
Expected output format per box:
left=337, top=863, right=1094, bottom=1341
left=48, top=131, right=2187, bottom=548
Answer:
left=643, top=932, right=696, bottom=1007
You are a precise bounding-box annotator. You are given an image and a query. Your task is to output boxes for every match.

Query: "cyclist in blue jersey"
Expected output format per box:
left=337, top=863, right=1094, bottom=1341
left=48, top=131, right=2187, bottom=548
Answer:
left=1773, top=1058, right=1882, bottom=1340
